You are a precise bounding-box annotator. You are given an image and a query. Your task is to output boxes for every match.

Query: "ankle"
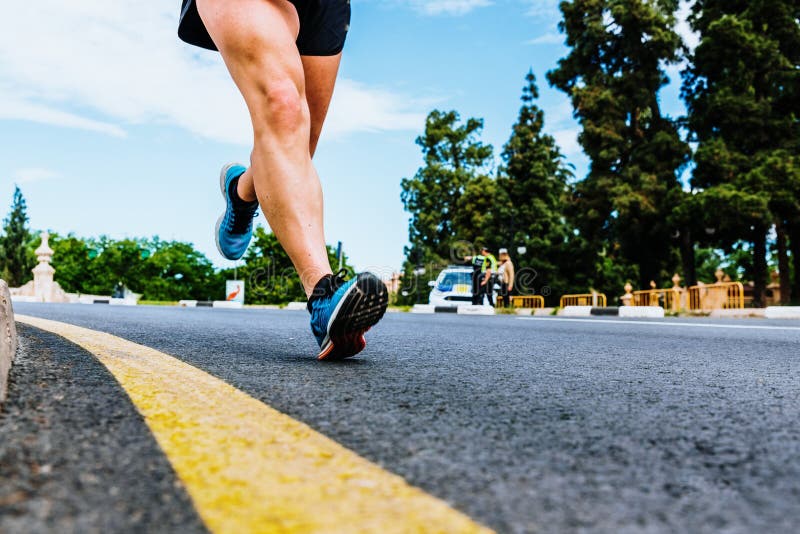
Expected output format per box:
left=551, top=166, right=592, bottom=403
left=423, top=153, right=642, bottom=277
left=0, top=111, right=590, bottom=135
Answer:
left=235, top=174, right=258, bottom=203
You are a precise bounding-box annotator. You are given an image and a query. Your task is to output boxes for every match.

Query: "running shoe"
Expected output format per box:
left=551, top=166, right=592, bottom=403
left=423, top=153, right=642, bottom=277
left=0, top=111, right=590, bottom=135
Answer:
left=215, top=163, right=258, bottom=260
left=308, top=270, right=389, bottom=360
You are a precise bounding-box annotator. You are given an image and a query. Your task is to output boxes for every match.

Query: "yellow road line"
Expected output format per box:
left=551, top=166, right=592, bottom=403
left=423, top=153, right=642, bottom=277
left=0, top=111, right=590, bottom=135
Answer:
left=16, top=315, right=493, bottom=534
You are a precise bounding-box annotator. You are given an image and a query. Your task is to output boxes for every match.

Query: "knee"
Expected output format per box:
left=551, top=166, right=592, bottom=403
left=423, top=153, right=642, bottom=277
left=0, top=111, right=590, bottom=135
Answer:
left=252, top=78, right=309, bottom=139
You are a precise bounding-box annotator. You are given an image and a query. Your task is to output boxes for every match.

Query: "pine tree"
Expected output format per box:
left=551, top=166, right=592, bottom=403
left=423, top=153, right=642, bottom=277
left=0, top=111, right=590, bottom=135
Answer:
left=497, top=71, right=573, bottom=297
left=547, top=0, right=690, bottom=291
left=682, top=0, right=800, bottom=305
left=0, top=186, right=35, bottom=287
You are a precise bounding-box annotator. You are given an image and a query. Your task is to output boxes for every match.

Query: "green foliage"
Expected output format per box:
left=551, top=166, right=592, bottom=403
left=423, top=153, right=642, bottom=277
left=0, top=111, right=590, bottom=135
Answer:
left=399, top=110, right=497, bottom=304
left=235, top=226, right=353, bottom=304
left=682, top=0, right=800, bottom=304
left=0, top=186, right=36, bottom=286
left=401, top=110, right=495, bottom=259
left=42, top=233, right=222, bottom=301
left=548, top=0, right=690, bottom=292
left=496, top=71, right=575, bottom=298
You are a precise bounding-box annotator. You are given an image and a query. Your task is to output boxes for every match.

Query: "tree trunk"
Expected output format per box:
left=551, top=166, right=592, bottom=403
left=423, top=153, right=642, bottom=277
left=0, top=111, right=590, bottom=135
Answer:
left=790, top=219, right=800, bottom=305
left=752, top=228, right=768, bottom=308
left=680, top=227, right=697, bottom=287
left=776, top=221, right=791, bottom=304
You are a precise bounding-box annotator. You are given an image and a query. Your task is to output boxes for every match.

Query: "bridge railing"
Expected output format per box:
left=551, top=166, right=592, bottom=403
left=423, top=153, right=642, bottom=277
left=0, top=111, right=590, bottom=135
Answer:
left=560, top=293, right=607, bottom=308
left=687, top=282, right=745, bottom=311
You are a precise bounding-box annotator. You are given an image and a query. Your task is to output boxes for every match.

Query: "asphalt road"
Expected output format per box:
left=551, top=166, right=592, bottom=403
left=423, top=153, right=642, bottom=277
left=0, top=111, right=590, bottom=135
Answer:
left=3, top=303, right=800, bottom=533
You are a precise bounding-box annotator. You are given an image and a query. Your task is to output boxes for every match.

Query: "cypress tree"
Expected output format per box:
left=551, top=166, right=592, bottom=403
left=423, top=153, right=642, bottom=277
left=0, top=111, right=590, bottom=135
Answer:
left=497, top=71, right=573, bottom=296
left=0, top=186, right=35, bottom=287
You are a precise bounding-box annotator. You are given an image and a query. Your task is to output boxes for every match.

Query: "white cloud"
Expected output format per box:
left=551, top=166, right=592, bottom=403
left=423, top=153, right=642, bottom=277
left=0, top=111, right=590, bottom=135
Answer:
left=405, top=0, right=492, bottom=16
left=552, top=128, right=582, bottom=158
left=327, top=79, right=427, bottom=135
left=675, top=0, right=700, bottom=52
left=525, top=0, right=560, bottom=18
left=13, top=168, right=60, bottom=184
left=526, top=32, right=563, bottom=45
left=0, top=90, right=126, bottom=137
left=0, top=1, right=425, bottom=144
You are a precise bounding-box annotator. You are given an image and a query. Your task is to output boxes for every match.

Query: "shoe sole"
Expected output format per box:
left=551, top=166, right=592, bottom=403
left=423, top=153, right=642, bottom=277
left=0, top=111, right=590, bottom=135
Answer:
left=317, top=273, right=389, bottom=361
left=215, top=163, right=246, bottom=260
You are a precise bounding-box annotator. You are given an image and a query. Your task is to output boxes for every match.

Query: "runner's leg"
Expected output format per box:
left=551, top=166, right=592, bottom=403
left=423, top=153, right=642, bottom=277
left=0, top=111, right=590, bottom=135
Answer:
left=235, top=55, right=341, bottom=198
left=197, top=0, right=331, bottom=295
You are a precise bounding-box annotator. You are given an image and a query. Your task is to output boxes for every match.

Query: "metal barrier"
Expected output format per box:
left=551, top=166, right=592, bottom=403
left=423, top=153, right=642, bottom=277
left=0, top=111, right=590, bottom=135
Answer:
left=560, top=293, right=607, bottom=308
left=687, top=282, right=745, bottom=310
left=632, top=289, right=680, bottom=311
left=503, top=295, right=545, bottom=309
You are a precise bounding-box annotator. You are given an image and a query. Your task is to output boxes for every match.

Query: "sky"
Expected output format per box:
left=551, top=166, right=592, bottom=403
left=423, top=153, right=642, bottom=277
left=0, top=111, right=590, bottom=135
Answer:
left=0, top=0, right=696, bottom=276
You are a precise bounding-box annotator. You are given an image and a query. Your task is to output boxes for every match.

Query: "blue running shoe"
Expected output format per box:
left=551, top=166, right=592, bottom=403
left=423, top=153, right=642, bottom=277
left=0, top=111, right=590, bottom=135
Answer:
left=215, top=163, right=258, bottom=260
left=308, top=270, right=389, bottom=360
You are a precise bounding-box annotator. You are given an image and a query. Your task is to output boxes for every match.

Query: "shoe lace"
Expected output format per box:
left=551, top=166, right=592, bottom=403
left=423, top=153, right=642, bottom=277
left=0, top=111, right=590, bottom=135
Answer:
left=227, top=204, right=258, bottom=234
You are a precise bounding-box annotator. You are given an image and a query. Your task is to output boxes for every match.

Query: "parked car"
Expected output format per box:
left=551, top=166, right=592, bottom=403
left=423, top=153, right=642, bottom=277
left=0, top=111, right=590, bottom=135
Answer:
left=428, top=266, right=474, bottom=307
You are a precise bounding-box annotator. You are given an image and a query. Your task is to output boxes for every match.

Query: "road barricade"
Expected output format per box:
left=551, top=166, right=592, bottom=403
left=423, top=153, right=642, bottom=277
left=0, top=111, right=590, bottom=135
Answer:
left=504, top=295, right=545, bottom=309
left=688, top=282, right=744, bottom=311
left=560, top=293, right=607, bottom=308
left=632, top=289, right=681, bottom=311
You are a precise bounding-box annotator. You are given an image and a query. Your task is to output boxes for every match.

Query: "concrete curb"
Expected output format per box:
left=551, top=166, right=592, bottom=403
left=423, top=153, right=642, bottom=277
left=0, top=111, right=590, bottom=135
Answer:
left=765, top=306, right=800, bottom=319
left=457, top=305, right=495, bottom=316
left=177, top=300, right=244, bottom=309
left=618, top=306, right=665, bottom=318
left=560, top=306, right=594, bottom=317
left=1, top=279, right=18, bottom=404
left=559, top=306, right=666, bottom=318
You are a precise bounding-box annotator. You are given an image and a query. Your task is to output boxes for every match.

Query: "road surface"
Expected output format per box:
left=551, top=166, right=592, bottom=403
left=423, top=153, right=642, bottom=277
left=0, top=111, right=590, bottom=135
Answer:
left=2, top=303, right=800, bottom=533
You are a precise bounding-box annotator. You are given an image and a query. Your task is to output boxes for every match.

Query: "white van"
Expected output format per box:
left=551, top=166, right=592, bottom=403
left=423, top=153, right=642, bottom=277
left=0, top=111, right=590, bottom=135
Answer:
left=427, top=266, right=474, bottom=307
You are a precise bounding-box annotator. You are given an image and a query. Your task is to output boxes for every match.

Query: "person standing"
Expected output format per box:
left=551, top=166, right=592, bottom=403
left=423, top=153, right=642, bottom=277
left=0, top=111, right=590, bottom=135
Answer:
left=497, top=248, right=515, bottom=308
left=469, top=248, right=488, bottom=305
left=177, top=0, right=388, bottom=360
left=482, top=248, right=498, bottom=307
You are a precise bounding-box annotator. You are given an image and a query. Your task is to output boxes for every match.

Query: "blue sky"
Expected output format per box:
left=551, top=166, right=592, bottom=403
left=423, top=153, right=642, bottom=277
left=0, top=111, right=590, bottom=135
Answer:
left=0, top=0, right=694, bottom=276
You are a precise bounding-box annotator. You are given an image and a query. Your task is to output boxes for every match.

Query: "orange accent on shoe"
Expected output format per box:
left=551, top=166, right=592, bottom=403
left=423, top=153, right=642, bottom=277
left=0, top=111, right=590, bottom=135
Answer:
left=318, top=331, right=368, bottom=361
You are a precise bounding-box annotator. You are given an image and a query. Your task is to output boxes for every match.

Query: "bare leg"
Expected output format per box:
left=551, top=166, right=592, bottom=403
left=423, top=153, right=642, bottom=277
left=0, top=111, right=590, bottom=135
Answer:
left=197, top=0, right=332, bottom=295
left=236, top=53, right=341, bottom=201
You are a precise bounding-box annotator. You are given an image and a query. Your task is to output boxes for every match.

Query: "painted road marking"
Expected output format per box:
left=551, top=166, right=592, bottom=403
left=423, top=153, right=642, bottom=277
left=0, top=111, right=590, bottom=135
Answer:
left=518, top=316, right=800, bottom=332
left=16, top=315, right=492, bottom=534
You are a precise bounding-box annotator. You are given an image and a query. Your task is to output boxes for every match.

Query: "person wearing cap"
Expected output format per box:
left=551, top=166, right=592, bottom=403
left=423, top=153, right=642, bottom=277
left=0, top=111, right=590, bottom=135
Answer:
left=468, top=246, right=497, bottom=305
left=497, top=248, right=515, bottom=308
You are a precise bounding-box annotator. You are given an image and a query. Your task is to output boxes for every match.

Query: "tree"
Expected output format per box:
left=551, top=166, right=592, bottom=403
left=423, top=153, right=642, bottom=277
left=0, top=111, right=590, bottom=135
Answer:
left=399, top=110, right=495, bottom=303
left=141, top=239, right=221, bottom=301
left=236, top=226, right=354, bottom=304
left=682, top=0, right=800, bottom=305
left=43, top=233, right=222, bottom=301
left=496, top=71, right=574, bottom=299
left=0, top=186, right=36, bottom=287
left=547, top=0, right=690, bottom=292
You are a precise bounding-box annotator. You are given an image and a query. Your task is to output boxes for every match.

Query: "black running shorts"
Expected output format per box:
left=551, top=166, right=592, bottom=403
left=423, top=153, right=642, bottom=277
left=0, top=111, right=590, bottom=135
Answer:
left=178, top=0, right=351, bottom=56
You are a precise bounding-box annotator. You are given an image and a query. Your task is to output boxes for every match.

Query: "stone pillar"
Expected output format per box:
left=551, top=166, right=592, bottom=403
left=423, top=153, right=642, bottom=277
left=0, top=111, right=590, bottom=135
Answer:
left=1, top=279, right=18, bottom=403
left=671, top=273, right=683, bottom=312
left=32, top=231, right=56, bottom=302
left=621, top=282, right=633, bottom=306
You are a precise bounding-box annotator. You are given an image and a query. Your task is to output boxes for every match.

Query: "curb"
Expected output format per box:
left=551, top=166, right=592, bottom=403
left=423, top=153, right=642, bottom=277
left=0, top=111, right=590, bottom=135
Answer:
left=411, top=304, right=494, bottom=315
left=765, top=306, right=800, bottom=320
left=559, top=306, right=666, bottom=318
left=178, top=300, right=244, bottom=309
left=1, top=279, right=18, bottom=404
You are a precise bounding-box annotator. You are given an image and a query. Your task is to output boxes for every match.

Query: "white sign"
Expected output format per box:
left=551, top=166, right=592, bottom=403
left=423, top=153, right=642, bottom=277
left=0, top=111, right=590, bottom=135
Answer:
left=226, top=280, right=245, bottom=304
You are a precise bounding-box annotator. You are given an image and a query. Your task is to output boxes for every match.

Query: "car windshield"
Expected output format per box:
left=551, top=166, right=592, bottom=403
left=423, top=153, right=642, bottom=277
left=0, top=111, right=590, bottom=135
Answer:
left=438, top=271, right=471, bottom=290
